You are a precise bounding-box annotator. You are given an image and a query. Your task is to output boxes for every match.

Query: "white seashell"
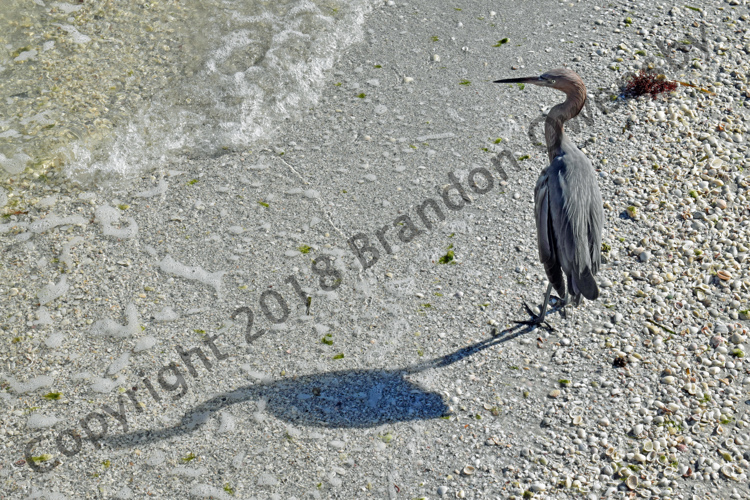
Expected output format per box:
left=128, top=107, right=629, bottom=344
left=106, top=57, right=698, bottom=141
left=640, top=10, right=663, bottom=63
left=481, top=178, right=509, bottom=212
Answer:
left=529, top=482, right=546, bottom=492
left=721, top=464, right=739, bottom=481
left=626, top=475, right=639, bottom=490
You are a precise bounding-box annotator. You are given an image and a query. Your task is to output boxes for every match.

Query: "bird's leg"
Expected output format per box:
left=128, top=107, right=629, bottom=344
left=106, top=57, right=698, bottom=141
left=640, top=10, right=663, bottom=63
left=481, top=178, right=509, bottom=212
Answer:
left=514, top=282, right=555, bottom=331
left=558, top=290, right=569, bottom=320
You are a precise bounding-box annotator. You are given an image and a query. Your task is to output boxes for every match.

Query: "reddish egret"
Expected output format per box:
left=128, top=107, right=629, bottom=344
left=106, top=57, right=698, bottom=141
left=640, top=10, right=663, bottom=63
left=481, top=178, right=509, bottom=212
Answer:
left=494, top=68, right=603, bottom=328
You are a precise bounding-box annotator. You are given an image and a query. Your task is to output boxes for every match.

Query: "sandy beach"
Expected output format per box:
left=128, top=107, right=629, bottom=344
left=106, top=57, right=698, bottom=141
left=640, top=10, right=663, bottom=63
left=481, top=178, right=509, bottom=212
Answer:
left=2, top=0, right=750, bottom=498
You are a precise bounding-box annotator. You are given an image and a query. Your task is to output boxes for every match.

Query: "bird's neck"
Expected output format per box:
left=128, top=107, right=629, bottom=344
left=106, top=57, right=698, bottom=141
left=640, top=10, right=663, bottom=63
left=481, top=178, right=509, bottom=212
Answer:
left=544, top=87, right=586, bottom=163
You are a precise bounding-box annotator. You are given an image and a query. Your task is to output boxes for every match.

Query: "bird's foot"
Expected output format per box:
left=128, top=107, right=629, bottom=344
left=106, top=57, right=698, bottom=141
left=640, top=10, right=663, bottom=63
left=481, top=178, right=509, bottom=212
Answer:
left=513, top=316, right=555, bottom=332
left=512, top=302, right=555, bottom=332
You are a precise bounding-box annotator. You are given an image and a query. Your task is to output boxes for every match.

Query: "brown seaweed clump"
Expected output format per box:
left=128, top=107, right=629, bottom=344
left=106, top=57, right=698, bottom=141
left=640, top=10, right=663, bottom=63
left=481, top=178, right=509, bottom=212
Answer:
left=624, top=70, right=678, bottom=99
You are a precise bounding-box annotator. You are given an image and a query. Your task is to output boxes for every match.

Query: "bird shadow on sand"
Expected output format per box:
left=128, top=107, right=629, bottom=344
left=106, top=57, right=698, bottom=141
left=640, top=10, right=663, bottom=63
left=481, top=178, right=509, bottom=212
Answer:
left=103, top=321, right=539, bottom=449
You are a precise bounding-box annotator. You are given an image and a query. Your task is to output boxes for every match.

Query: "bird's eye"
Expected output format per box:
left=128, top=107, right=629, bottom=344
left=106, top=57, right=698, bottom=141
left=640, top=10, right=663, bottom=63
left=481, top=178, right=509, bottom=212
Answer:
left=548, top=79, right=556, bottom=84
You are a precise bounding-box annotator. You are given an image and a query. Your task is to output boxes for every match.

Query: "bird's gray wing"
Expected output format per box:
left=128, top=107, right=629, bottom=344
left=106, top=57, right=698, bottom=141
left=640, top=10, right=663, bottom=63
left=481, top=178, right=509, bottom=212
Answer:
left=588, top=180, right=603, bottom=276
left=554, top=152, right=600, bottom=300
left=534, top=171, right=553, bottom=264
left=534, top=167, right=565, bottom=298
left=548, top=160, right=578, bottom=283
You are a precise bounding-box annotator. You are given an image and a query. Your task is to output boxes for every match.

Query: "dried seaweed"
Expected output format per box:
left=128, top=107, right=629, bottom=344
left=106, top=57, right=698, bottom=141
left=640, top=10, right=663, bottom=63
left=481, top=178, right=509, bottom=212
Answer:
left=623, top=70, right=678, bottom=99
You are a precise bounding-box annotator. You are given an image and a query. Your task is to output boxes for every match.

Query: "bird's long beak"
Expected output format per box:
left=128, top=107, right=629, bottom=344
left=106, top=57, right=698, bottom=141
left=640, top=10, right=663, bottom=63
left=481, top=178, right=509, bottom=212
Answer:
left=493, top=76, right=541, bottom=84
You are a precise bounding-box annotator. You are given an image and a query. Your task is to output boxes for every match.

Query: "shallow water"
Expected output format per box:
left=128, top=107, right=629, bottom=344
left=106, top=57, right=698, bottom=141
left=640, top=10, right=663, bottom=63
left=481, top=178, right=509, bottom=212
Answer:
left=0, top=0, right=371, bottom=183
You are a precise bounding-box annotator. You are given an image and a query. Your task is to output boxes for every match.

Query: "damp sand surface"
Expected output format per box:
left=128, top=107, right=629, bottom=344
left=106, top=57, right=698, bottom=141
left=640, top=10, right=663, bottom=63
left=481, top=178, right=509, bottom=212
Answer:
left=2, top=1, right=750, bottom=499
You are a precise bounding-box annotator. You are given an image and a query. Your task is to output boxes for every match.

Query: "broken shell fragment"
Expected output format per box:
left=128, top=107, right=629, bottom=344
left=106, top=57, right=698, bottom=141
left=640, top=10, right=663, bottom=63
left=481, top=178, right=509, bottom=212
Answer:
left=626, top=475, right=639, bottom=490
left=721, top=464, right=739, bottom=481
left=717, top=270, right=731, bottom=281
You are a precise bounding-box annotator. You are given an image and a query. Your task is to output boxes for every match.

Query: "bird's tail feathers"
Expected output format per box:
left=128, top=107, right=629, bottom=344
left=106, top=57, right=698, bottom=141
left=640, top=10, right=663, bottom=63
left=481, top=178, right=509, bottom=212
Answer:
left=576, top=267, right=599, bottom=301
left=568, top=275, right=583, bottom=306
left=544, top=261, right=566, bottom=298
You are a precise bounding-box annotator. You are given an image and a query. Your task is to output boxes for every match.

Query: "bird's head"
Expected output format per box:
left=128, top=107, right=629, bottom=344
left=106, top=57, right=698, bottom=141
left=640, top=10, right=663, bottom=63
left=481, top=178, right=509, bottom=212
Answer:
left=494, top=67, right=585, bottom=97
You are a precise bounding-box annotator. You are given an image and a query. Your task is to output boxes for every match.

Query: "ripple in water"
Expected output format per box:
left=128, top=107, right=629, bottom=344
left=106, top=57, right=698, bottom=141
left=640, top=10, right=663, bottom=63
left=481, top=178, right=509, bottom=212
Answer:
left=0, top=0, right=372, bottom=183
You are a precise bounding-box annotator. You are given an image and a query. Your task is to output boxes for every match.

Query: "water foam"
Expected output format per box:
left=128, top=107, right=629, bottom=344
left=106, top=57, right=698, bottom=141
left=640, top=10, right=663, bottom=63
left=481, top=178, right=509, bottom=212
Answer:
left=61, top=0, right=373, bottom=181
